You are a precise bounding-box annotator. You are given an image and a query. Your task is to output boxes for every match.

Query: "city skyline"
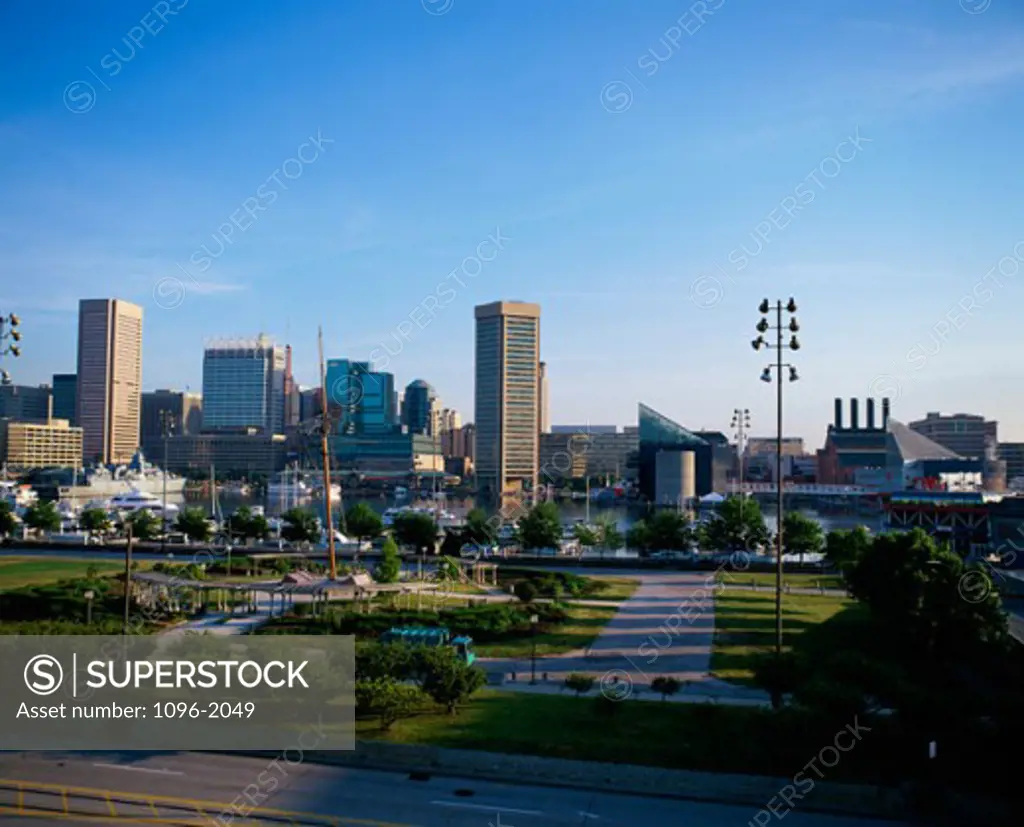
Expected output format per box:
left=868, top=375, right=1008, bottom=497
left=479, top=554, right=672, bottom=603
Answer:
left=3, top=1, right=1024, bottom=442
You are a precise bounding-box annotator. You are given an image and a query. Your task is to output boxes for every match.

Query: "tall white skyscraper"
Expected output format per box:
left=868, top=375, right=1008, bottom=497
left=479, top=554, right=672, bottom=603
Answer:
left=474, top=300, right=540, bottom=499
left=76, top=298, right=143, bottom=465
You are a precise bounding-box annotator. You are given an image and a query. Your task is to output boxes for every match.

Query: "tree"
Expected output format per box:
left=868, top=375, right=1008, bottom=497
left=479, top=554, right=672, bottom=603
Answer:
left=281, top=508, right=319, bottom=545
left=626, top=520, right=651, bottom=552
left=393, top=512, right=438, bottom=555
left=175, top=507, right=211, bottom=543
left=356, top=641, right=416, bottom=682
left=824, top=526, right=871, bottom=573
left=125, top=509, right=160, bottom=540
left=699, top=495, right=769, bottom=552
left=845, top=529, right=1009, bottom=665
left=248, top=511, right=270, bottom=542
left=564, top=673, right=595, bottom=697
left=646, top=510, right=693, bottom=551
left=228, top=505, right=267, bottom=544
left=597, top=517, right=623, bottom=551
left=464, top=507, right=497, bottom=545
left=513, top=580, right=538, bottom=603
left=782, top=512, right=824, bottom=563
left=374, top=536, right=402, bottom=584
left=518, top=501, right=561, bottom=550
left=651, top=675, right=681, bottom=701
left=0, top=501, right=16, bottom=538
left=346, top=502, right=383, bottom=543
left=23, top=501, right=61, bottom=534
left=354, top=678, right=422, bottom=730
left=417, top=647, right=485, bottom=714
left=573, top=523, right=600, bottom=546
left=79, top=508, right=111, bottom=537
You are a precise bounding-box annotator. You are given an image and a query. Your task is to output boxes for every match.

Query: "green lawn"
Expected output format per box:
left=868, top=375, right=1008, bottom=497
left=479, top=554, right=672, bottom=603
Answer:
left=582, top=576, right=640, bottom=601
left=355, top=689, right=900, bottom=783
left=473, top=605, right=619, bottom=658
left=711, top=590, right=854, bottom=684
left=0, top=557, right=126, bottom=589
left=716, top=571, right=846, bottom=592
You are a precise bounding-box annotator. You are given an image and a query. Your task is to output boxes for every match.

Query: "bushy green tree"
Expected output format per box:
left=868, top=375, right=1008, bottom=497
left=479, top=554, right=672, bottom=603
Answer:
left=651, top=675, right=681, bottom=701
left=356, top=641, right=416, bottom=681
left=824, top=526, right=871, bottom=573
left=227, top=505, right=268, bottom=544
left=464, top=507, right=497, bottom=545
left=573, top=523, right=600, bottom=546
left=354, top=678, right=422, bottom=730
left=564, top=673, right=595, bottom=697
left=513, top=580, right=538, bottom=603
left=518, top=501, right=561, bottom=550
left=698, top=495, right=769, bottom=552
left=346, top=502, right=383, bottom=543
left=417, top=647, right=485, bottom=714
left=79, top=508, right=111, bottom=536
left=782, top=512, right=824, bottom=562
left=626, top=520, right=651, bottom=552
left=374, top=536, right=402, bottom=584
left=281, top=508, right=319, bottom=545
left=647, top=510, right=693, bottom=551
left=175, top=507, right=211, bottom=543
left=596, top=517, right=623, bottom=550
left=393, top=512, right=438, bottom=555
left=24, top=501, right=61, bottom=534
left=0, top=500, right=19, bottom=537
left=126, top=509, right=160, bottom=540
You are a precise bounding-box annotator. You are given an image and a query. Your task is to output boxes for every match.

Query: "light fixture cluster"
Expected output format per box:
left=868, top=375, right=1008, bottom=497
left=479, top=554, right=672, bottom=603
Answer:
left=752, top=298, right=799, bottom=384
left=0, top=311, right=21, bottom=384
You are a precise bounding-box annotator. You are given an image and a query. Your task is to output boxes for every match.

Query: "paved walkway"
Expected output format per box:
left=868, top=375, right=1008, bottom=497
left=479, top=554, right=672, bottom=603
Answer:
left=480, top=572, right=769, bottom=703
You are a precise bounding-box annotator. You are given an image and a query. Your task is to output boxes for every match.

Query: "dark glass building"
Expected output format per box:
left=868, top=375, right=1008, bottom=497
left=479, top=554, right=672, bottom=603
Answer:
left=637, top=403, right=713, bottom=500
left=52, top=374, right=77, bottom=423
left=325, top=359, right=397, bottom=435
left=402, top=379, right=436, bottom=435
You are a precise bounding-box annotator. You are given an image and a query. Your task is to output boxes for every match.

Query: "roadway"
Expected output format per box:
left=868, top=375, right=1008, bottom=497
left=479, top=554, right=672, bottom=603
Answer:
left=0, top=751, right=906, bottom=827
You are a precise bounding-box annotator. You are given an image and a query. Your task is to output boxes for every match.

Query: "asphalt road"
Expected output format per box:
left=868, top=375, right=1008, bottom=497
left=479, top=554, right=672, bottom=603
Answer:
left=0, top=751, right=905, bottom=827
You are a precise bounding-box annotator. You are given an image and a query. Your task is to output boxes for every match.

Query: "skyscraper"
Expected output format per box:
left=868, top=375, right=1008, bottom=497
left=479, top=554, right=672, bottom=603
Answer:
left=52, top=374, right=77, bottom=423
left=538, top=360, right=549, bottom=435
left=403, top=379, right=436, bottom=435
left=76, top=298, right=143, bottom=465
left=201, top=336, right=286, bottom=434
left=325, top=359, right=397, bottom=435
left=474, top=300, right=541, bottom=499
left=140, top=389, right=202, bottom=452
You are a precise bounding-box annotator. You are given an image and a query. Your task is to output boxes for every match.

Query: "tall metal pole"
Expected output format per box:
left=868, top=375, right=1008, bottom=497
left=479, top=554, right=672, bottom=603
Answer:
left=318, top=327, right=337, bottom=580
left=160, top=411, right=170, bottom=554
left=775, top=302, right=784, bottom=659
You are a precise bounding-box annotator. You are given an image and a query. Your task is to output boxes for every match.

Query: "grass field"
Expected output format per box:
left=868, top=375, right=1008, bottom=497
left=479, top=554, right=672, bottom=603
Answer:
left=354, top=689, right=899, bottom=782
left=711, top=590, right=854, bottom=684
left=715, top=571, right=846, bottom=591
left=0, top=557, right=126, bottom=589
left=473, top=605, right=619, bottom=658
left=581, top=576, right=640, bottom=601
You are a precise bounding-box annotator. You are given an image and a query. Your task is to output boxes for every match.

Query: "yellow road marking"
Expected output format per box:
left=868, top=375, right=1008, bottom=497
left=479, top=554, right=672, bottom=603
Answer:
left=0, top=780, right=411, bottom=827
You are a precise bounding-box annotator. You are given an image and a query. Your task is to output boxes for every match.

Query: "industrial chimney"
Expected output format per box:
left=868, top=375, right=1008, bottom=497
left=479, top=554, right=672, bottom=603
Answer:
left=834, top=398, right=843, bottom=430
left=850, top=398, right=859, bottom=430
left=866, top=398, right=876, bottom=430
left=882, top=397, right=891, bottom=427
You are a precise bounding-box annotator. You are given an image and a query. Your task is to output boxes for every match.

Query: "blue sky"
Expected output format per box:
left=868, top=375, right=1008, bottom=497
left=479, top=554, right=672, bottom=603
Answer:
left=2, top=0, right=1023, bottom=445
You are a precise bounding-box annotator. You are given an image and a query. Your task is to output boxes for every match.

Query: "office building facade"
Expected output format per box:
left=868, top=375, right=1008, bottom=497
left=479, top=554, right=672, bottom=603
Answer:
left=51, top=374, right=77, bottom=423
left=76, top=298, right=143, bottom=465
left=202, top=336, right=285, bottom=434
left=908, top=412, right=997, bottom=459
left=163, top=429, right=286, bottom=476
left=538, top=361, right=549, bottom=435
left=0, top=418, right=83, bottom=470
left=402, top=379, right=436, bottom=435
left=140, top=389, right=202, bottom=452
left=326, top=359, right=397, bottom=435
left=0, top=383, right=51, bottom=423
left=474, top=301, right=541, bottom=499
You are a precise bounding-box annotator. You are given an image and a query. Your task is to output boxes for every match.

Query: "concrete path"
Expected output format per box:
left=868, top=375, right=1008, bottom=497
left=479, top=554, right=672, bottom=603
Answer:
left=480, top=572, right=769, bottom=703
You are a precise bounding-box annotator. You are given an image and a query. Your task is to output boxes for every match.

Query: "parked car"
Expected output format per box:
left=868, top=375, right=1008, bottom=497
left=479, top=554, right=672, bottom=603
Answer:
left=650, top=549, right=696, bottom=561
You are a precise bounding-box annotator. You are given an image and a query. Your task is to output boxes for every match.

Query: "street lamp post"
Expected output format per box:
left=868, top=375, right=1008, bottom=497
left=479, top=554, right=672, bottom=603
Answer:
left=730, top=408, right=750, bottom=495
left=751, top=297, right=800, bottom=705
left=159, top=410, right=174, bottom=554
left=84, top=589, right=95, bottom=626
left=0, top=311, right=22, bottom=385
left=529, top=613, right=539, bottom=684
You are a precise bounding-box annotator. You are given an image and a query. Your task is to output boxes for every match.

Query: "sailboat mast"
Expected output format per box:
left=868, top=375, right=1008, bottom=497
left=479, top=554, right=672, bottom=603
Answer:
left=318, top=327, right=337, bottom=580
left=585, top=474, right=590, bottom=523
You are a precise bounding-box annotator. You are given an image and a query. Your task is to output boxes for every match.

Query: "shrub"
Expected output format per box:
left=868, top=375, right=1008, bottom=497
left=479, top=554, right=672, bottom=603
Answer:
left=564, top=673, right=595, bottom=696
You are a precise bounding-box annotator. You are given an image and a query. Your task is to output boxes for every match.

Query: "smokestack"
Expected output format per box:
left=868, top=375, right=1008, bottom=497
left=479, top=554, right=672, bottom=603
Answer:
left=882, top=397, right=891, bottom=427
left=850, top=398, right=859, bottom=430
left=866, top=398, right=876, bottom=430
left=834, top=398, right=843, bottom=430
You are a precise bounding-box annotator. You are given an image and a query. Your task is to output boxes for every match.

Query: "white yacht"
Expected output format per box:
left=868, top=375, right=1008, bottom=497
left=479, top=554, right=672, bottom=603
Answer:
left=107, top=490, right=180, bottom=516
